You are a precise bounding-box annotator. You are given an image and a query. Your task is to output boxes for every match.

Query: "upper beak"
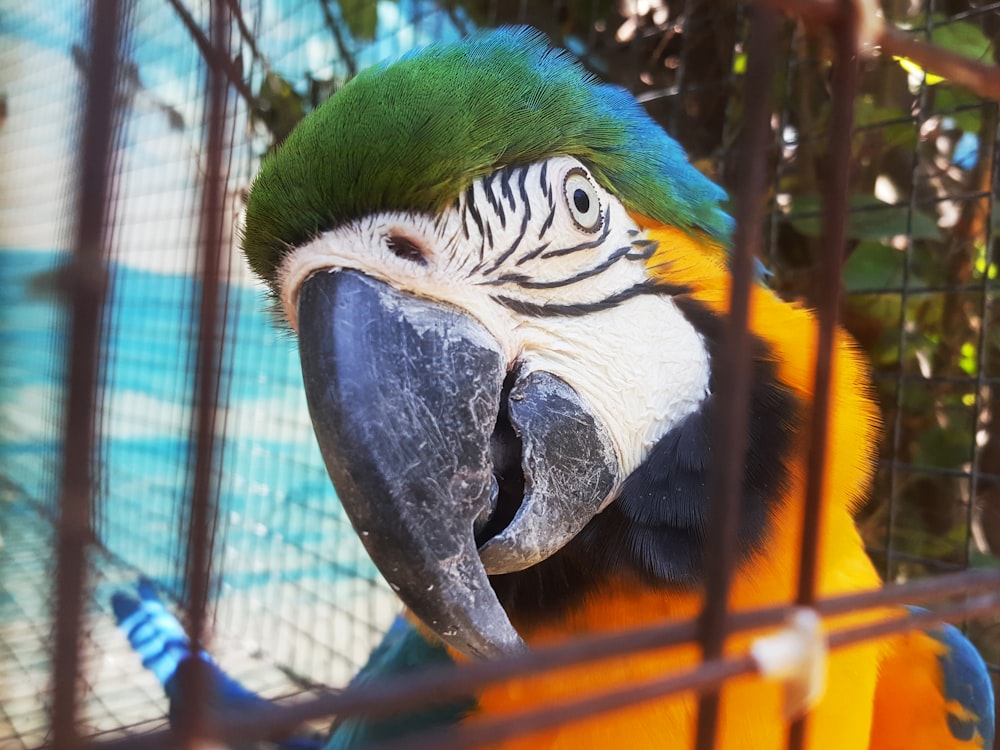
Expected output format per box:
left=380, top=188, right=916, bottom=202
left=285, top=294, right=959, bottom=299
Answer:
left=296, top=269, right=617, bottom=659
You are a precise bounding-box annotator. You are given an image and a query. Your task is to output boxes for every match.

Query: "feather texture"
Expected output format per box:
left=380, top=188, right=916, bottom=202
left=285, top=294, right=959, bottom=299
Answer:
left=869, top=609, right=995, bottom=750
left=243, top=27, right=731, bottom=286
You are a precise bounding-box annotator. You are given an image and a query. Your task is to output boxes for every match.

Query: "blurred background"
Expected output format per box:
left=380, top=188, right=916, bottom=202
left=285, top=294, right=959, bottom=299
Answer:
left=1, top=0, right=998, bottom=746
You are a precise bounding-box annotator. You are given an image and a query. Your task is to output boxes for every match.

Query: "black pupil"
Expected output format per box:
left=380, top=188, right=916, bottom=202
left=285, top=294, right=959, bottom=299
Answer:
left=573, top=188, right=590, bottom=215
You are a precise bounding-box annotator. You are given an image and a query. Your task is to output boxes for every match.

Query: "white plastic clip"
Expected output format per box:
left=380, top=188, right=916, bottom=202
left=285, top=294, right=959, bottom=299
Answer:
left=749, top=608, right=828, bottom=720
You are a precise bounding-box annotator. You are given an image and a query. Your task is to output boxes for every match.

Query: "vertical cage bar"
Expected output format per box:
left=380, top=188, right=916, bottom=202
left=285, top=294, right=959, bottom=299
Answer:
left=977, top=104, right=1000, bottom=750
left=786, top=2, right=859, bottom=749
left=963, top=106, right=998, bottom=572
left=693, top=7, right=779, bottom=750
left=50, top=2, right=125, bottom=748
left=178, top=0, right=231, bottom=743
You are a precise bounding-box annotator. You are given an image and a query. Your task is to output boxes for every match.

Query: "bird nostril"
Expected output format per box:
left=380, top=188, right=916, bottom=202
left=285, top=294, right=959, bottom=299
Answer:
left=386, top=234, right=427, bottom=265
left=477, top=368, right=525, bottom=548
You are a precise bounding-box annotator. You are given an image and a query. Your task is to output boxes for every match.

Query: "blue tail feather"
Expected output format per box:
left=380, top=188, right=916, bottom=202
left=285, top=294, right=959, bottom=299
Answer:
left=112, top=578, right=322, bottom=750
left=907, top=606, right=996, bottom=748
left=112, top=578, right=199, bottom=688
left=929, top=621, right=995, bottom=747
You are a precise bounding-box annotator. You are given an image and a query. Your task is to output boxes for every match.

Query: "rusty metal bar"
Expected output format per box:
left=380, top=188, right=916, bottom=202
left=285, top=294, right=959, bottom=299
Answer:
left=379, top=596, right=1000, bottom=750
left=166, top=0, right=255, bottom=106
left=209, top=571, right=1000, bottom=743
left=91, top=576, right=1000, bottom=750
left=829, top=595, right=1000, bottom=650
left=693, top=7, right=780, bottom=750
left=964, top=110, right=999, bottom=576
left=176, top=0, right=231, bottom=744
left=748, top=0, right=840, bottom=25
left=50, top=3, right=125, bottom=748
left=792, top=0, right=859, bottom=672
left=380, top=656, right=761, bottom=750
left=787, top=1, right=859, bottom=748
left=880, top=28, right=1000, bottom=101
left=223, top=0, right=266, bottom=71
left=750, top=0, right=1000, bottom=102
left=883, top=7, right=938, bottom=583
left=74, top=2, right=1000, bottom=748
left=362, top=597, right=1000, bottom=750
left=90, top=569, right=1000, bottom=749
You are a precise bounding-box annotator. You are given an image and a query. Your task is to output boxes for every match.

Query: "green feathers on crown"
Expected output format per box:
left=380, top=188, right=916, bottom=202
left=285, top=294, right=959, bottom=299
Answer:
left=242, top=26, right=732, bottom=286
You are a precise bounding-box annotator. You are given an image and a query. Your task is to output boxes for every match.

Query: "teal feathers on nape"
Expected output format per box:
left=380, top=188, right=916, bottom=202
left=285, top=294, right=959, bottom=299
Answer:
left=325, top=616, right=473, bottom=749
left=242, top=26, right=732, bottom=288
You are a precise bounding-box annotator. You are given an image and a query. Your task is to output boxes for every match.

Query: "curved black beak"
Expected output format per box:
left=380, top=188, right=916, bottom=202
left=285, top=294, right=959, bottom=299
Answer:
left=297, top=269, right=617, bottom=659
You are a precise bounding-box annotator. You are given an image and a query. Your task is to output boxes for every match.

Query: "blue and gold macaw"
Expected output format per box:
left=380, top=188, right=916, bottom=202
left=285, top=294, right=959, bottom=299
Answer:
left=116, top=27, right=995, bottom=750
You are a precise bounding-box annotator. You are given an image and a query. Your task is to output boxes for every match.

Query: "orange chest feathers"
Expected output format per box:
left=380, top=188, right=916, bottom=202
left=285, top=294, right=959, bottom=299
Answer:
left=472, top=223, right=887, bottom=749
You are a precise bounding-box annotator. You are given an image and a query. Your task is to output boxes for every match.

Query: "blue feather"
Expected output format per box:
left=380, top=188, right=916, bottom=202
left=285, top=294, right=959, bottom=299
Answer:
left=112, top=578, right=322, bottom=749
left=910, top=606, right=996, bottom=747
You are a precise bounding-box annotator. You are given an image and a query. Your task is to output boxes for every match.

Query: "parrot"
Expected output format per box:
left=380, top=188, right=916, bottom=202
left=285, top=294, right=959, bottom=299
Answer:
left=114, top=26, right=995, bottom=750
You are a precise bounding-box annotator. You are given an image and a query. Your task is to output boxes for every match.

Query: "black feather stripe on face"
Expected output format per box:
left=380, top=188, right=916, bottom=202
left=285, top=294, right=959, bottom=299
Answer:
left=489, top=297, right=801, bottom=629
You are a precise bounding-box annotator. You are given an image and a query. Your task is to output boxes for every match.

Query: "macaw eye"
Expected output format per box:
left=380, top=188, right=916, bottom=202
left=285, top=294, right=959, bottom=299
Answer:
left=563, top=168, right=602, bottom=233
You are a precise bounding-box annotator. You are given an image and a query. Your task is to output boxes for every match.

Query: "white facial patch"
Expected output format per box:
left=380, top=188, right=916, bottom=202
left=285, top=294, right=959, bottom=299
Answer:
left=278, top=156, right=711, bottom=491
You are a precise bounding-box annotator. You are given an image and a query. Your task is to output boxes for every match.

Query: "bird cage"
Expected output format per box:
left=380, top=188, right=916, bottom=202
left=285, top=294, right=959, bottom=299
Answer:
left=1, top=1, right=998, bottom=748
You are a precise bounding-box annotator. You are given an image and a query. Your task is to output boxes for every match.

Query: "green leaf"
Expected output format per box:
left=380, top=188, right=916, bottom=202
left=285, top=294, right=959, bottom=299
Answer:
left=933, top=87, right=983, bottom=132
left=853, top=96, right=916, bottom=148
left=930, top=20, right=993, bottom=63
left=892, top=19, right=993, bottom=88
left=845, top=293, right=904, bottom=365
left=254, top=72, right=307, bottom=149
left=969, top=548, right=1000, bottom=569
left=914, top=421, right=974, bottom=471
left=787, top=195, right=940, bottom=242
left=843, top=241, right=906, bottom=292
left=959, top=341, right=978, bottom=376
left=341, top=0, right=380, bottom=41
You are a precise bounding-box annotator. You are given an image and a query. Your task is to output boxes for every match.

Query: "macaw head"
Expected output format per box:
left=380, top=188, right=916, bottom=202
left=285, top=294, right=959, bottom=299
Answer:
left=242, top=28, right=874, bottom=660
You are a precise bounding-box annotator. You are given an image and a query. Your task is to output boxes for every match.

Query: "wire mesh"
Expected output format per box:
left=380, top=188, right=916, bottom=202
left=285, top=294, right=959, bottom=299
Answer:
left=1, top=0, right=999, bottom=748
